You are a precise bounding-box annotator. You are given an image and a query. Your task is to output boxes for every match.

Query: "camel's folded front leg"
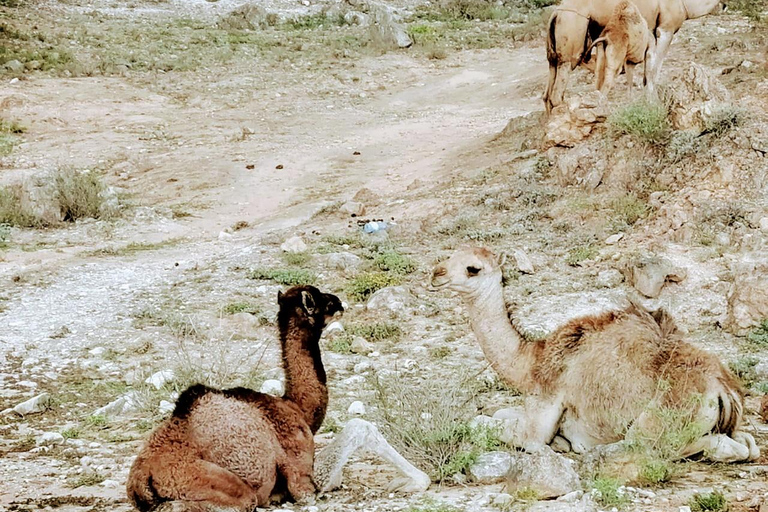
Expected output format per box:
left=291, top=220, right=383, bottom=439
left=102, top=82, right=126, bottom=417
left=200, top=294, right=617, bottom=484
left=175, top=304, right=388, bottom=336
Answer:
left=495, top=396, right=564, bottom=452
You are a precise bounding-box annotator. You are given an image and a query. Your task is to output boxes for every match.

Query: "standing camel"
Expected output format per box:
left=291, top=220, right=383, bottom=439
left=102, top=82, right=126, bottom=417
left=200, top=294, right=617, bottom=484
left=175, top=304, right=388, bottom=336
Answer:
left=544, top=0, right=722, bottom=113
left=431, top=247, right=760, bottom=462
left=126, top=286, right=343, bottom=511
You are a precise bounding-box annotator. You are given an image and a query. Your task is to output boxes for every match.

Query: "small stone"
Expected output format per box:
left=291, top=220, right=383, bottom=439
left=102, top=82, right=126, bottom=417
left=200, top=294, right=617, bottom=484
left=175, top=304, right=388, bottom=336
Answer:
left=280, top=236, right=307, bottom=253
left=340, top=201, right=365, bottom=217
left=492, top=494, right=514, bottom=508
left=505, top=446, right=581, bottom=499
left=605, top=233, right=624, bottom=245
left=89, top=347, right=106, bottom=356
left=17, top=380, right=38, bottom=389
left=37, top=432, right=65, bottom=446
left=513, top=249, right=535, bottom=274
left=350, top=336, right=374, bottom=354
left=353, top=361, right=372, bottom=374
left=596, top=268, right=623, bottom=288
left=347, top=401, right=366, bottom=416
left=469, top=451, right=513, bottom=484
left=218, top=231, right=234, bottom=241
left=4, top=59, right=24, bottom=73
left=759, top=217, right=768, bottom=231
left=159, top=400, right=175, bottom=415
left=93, top=391, right=140, bottom=418
left=366, top=286, right=411, bottom=313
left=145, top=370, right=174, bottom=390
left=679, top=507, right=692, bottom=512
left=12, top=393, right=52, bottom=416
left=260, top=379, right=285, bottom=396
left=325, top=252, right=362, bottom=271
left=629, top=255, right=686, bottom=298
left=100, top=479, right=120, bottom=488
left=325, top=321, right=344, bottom=335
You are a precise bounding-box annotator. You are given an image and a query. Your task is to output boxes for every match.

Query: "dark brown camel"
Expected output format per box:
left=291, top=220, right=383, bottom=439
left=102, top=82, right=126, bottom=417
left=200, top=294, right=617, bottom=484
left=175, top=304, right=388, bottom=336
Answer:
left=126, top=285, right=343, bottom=511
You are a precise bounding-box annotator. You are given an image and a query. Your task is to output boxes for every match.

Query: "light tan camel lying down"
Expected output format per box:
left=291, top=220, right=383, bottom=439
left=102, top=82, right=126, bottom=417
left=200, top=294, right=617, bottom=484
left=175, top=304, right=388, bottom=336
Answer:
left=589, top=0, right=656, bottom=95
left=432, top=247, right=760, bottom=463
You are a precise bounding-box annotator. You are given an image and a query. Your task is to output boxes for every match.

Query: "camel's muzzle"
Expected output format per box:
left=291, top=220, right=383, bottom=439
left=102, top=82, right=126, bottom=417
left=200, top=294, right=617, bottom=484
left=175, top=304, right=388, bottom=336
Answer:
left=430, top=266, right=448, bottom=288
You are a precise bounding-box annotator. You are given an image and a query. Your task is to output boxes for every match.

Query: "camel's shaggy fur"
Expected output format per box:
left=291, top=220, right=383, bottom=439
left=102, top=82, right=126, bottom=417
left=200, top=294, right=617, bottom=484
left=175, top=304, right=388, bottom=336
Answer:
left=126, top=286, right=343, bottom=512
left=543, top=0, right=721, bottom=113
left=589, top=0, right=655, bottom=96
left=432, top=247, right=760, bottom=462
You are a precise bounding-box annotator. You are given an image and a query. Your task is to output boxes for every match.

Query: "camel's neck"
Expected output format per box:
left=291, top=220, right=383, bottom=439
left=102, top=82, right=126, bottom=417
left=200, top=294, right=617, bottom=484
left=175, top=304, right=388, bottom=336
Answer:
left=464, top=285, right=540, bottom=394
left=681, top=0, right=719, bottom=19
left=280, top=318, right=328, bottom=434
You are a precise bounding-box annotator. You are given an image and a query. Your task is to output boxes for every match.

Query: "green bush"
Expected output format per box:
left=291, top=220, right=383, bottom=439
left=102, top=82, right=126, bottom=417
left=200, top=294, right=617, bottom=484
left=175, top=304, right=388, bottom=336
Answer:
left=608, top=99, right=670, bottom=145
left=373, top=250, right=416, bottom=274
left=689, top=491, right=728, bottom=512
left=346, top=272, right=401, bottom=301
left=347, top=321, right=402, bottom=342
left=591, top=477, right=629, bottom=508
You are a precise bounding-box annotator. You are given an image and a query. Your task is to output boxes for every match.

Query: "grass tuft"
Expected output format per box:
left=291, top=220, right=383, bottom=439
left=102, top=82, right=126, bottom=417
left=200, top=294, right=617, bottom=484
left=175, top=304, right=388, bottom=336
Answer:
left=590, top=476, right=629, bottom=508
left=346, top=321, right=402, bottom=342
left=346, top=272, right=401, bottom=301
left=689, top=491, right=728, bottom=512
left=608, top=99, right=670, bottom=145
left=248, top=267, right=317, bottom=286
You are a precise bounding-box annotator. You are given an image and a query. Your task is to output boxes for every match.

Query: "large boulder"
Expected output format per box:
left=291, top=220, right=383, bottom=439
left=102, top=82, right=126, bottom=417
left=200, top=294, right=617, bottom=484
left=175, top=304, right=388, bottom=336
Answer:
left=544, top=92, right=608, bottom=148
left=504, top=446, right=581, bottom=499
left=366, top=285, right=412, bottom=313
left=469, top=451, right=514, bottom=484
left=626, top=255, right=686, bottom=298
left=218, top=4, right=272, bottom=30
left=726, top=276, right=768, bottom=336
left=665, top=63, right=730, bottom=132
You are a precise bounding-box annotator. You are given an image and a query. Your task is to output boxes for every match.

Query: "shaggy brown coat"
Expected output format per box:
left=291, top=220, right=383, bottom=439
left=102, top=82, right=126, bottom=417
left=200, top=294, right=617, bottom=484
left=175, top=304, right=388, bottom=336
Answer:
left=125, top=286, right=343, bottom=512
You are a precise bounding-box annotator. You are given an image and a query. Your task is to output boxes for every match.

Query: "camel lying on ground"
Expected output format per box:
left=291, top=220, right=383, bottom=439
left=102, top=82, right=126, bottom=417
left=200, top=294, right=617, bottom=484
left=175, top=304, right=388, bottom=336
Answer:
left=589, top=0, right=656, bottom=95
left=543, top=0, right=721, bottom=113
left=432, top=247, right=760, bottom=462
left=126, top=286, right=343, bottom=511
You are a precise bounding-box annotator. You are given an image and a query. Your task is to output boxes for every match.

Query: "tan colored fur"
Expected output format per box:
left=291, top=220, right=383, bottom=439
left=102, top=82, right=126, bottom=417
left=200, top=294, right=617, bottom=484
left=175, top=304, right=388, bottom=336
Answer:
left=432, top=247, right=759, bottom=461
left=126, top=286, right=343, bottom=512
left=589, top=1, right=655, bottom=95
left=543, top=0, right=720, bottom=113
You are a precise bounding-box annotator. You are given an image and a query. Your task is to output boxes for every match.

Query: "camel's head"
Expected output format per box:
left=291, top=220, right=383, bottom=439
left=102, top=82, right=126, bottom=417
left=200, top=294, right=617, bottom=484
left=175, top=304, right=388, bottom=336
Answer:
left=431, top=246, right=505, bottom=296
left=277, top=285, right=344, bottom=330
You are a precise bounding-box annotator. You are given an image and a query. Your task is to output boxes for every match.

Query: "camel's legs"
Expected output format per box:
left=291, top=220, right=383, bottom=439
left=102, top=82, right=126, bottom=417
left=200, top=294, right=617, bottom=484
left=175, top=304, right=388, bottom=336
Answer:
left=549, top=64, right=572, bottom=111
left=625, top=62, right=637, bottom=92
left=545, top=62, right=558, bottom=114
left=277, top=442, right=317, bottom=504
left=497, top=397, right=564, bottom=452
left=651, top=27, right=676, bottom=83
left=314, top=419, right=431, bottom=493
left=681, top=434, right=752, bottom=462
left=152, top=459, right=261, bottom=511
left=733, top=431, right=760, bottom=461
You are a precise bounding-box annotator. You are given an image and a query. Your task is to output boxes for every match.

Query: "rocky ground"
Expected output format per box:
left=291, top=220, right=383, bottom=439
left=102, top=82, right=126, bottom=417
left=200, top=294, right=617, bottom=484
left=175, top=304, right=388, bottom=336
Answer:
left=1, top=0, right=768, bottom=510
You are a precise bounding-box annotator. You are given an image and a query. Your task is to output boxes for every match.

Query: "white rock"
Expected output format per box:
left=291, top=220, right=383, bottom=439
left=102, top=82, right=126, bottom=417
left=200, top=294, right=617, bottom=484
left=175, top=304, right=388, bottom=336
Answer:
left=505, top=446, right=581, bottom=499
left=469, top=451, right=514, bottom=484
left=37, top=432, right=65, bottom=446
left=514, top=249, right=535, bottom=274
left=596, top=268, right=623, bottom=288
left=350, top=336, right=374, bottom=354
left=158, top=400, right=175, bottom=415
left=325, top=252, right=362, bottom=271
left=93, top=391, right=140, bottom=418
left=13, top=393, right=51, bottom=416
left=340, top=201, right=365, bottom=216
left=145, top=370, right=174, bottom=390
left=679, top=507, right=692, bottom=512
left=347, top=401, right=366, bottom=416
left=492, top=494, right=514, bottom=507
left=260, top=379, right=285, bottom=396
left=366, top=286, right=411, bottom=313
left=218, top=230, right=234, bottom=241
left=17, top=380, right=38, bottom=388
left=325, top=321, right=344, bottom=335
left=89, top=347, right=106, bottom=356
left=280, top=236, right=307, bottom=253
left=354, top=361, right=372, bottom=374
left=101, top=479, right=120, bottom=488
left=605, top=233, right=624, bottom=245
left=759, top=217, right=768, bottom=232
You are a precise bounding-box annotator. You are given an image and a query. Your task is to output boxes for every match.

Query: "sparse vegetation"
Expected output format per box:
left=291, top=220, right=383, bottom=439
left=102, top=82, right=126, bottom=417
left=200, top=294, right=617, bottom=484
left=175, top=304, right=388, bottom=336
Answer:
left=511, top=487, right=541, bottom=502
left=327, top=333, right=353, bottom=354
left=347, top=321, right=403, bottom=342
left=222, top=301, right=261, bottom=315
left=282, top=251, right=312, bottom=266
left=54, top=168, right=110, bottom=221
left=61, top=427, right=82, bottom=439
left=608, top=99, right=670, bottom=145
left=249, top=267, right=317, bottom=286
left=609, top=193, right=649, bottom=228
left=346, top=272, right=401, bottom=301
left=67, top=473, right=106, bottom=488
left=429, top=346, right=452, bottom=359
left=638, top=458, right=675, bottom=485
left=565, top=244, right=598, bottom=266
left=373, top=250, right=417, bottom=274
left=405, top=498, right=463, bottom=512
left=371, top=371, right=501, bottom=481
left=666, top=130, right=701, bottom=162
left=746, top=319, right=768, bottom=349
left=728, top=0, right=763, bottom=22
left=703, top=105, right=743, bottom=137
left=688, top=491, right=728, bottom=512
left=87, top=240, right=179, bottom=257
left=729, top=356, right=759, bottom=388
left=590, top=476, right=629, bottom=509
left=0, top=223, right=10, bottom=248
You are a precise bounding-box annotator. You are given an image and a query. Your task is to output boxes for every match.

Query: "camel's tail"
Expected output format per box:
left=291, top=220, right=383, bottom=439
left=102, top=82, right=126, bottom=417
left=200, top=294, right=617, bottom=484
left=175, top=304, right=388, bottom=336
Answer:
left=546, top=11, right=559, bottom=65
left=715, top=377, right=744, bottom=436
left=587, top=36, right=608, bottom=56
left=126, top=456, right=162, bottom=512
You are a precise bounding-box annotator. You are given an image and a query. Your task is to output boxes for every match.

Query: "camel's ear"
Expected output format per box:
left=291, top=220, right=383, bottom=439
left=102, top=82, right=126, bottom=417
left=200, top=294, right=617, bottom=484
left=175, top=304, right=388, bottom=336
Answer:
left=301, top=290, right=316, bottom=315
left=497, top=251, right=507, bottom=267
left=277, top=290, right=283, bottom=304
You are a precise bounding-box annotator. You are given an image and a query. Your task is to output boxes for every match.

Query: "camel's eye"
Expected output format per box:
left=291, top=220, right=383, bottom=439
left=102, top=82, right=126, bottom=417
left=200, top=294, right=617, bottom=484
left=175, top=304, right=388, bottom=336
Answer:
left=466, top=266, right=481, bottom=277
